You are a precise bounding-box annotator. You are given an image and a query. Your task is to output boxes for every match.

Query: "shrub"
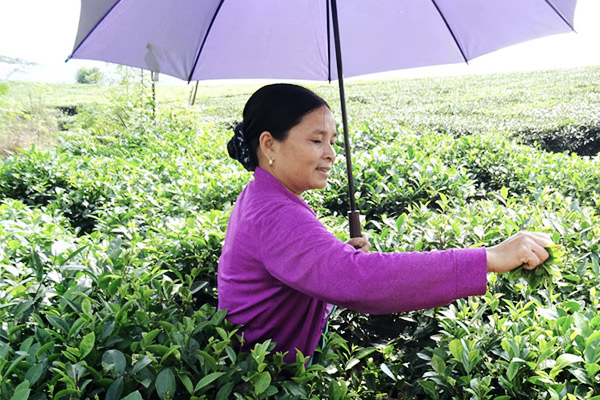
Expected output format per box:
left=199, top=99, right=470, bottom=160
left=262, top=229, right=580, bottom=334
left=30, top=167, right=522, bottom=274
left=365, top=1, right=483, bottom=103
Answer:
left=2, top=68, right=600, bottom=399
left=76, top=67, right=103, bottom=85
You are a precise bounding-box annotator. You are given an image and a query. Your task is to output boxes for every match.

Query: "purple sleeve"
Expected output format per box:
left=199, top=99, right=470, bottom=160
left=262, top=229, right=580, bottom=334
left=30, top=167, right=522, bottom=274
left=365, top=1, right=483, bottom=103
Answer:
left=259, top=203, right=487, bottom=314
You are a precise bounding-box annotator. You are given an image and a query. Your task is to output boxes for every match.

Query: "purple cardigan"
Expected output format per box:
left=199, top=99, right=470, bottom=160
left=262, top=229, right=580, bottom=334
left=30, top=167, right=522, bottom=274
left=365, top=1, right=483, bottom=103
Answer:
left=218, top=167, right=487, bottom=362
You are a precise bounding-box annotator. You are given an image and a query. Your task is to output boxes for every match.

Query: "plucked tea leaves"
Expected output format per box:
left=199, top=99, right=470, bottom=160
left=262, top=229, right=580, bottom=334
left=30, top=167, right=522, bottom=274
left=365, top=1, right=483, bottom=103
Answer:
left=508, top=244, right=564, bottom=289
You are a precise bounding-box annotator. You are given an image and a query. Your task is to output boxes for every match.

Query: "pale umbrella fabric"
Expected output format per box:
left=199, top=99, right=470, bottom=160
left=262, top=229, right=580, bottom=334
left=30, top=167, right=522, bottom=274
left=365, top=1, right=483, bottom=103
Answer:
left=70, top=0, right=576, bottom=82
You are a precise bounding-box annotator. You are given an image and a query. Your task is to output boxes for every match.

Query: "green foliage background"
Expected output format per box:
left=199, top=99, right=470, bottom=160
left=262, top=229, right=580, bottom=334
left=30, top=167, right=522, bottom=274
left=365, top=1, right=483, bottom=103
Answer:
left=0, top=67, right=599, bottom=399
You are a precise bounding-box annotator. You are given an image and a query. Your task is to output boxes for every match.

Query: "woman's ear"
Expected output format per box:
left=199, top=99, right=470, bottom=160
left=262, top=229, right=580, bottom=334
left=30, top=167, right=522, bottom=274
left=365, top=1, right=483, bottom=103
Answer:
left=259, top=131, right=275, bottom=158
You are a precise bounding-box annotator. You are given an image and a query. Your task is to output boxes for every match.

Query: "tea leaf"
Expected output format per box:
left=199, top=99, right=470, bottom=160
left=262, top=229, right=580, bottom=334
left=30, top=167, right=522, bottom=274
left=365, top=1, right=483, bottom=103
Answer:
left=508, top=244, right=564, bottom=289
left=156, top=368, right=176, bottom=400
left=254, top=371, right=271, bottom=395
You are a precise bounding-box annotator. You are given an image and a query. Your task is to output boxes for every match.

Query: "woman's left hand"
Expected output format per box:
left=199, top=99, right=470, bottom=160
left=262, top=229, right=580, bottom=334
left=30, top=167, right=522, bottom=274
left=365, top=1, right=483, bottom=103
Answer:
left=346, top=234, right=371, bottom=253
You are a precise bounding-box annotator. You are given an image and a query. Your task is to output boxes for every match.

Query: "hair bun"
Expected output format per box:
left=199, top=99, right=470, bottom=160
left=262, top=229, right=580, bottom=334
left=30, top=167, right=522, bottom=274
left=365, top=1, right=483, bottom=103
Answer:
left=227, top=135, right=238, bottom=160
left=228, top=123, right=255, bottom=171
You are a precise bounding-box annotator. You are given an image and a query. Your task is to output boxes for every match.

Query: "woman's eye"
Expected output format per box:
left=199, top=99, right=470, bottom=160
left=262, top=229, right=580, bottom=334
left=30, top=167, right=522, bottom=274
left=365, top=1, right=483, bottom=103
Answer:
left=312, top=140, right=322, bottom=144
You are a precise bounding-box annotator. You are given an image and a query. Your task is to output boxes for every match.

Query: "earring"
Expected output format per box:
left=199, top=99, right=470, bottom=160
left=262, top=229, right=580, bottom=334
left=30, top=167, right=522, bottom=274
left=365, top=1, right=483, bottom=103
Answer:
left=268, top=159, right=274, bottom=166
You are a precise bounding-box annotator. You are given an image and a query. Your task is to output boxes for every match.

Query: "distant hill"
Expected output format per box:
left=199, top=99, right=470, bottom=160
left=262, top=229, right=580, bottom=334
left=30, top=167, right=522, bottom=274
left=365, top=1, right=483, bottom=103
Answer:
left=0, top=55, right=38, bottom=65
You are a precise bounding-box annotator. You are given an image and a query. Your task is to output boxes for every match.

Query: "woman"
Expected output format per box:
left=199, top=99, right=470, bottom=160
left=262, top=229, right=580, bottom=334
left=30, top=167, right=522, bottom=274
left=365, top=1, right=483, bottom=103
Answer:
left=218, top=83, right=551, bottom=363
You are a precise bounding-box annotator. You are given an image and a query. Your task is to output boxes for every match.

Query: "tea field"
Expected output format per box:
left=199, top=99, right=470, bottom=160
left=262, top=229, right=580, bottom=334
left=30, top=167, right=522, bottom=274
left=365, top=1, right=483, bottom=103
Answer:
left=0, top=66, right=599, bottom=399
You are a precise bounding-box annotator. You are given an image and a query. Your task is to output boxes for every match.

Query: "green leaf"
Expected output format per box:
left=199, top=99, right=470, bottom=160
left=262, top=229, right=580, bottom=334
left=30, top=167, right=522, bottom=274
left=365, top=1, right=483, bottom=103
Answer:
left=507, top=359, right=523, bottom=381
left=419, top=380, right=438, bottom=398
left=79, top=332, right=95, bottom=359
left=431, top=355, right=446, bottom=374
left=9, top=381, right=30, bottom=400
left=197, top=350, right=218, bottom=372
left=54, top=389, right=80, bottom=399
left=263, top=386, right=278, bottom=397
left=586, top=363, right=600, bottom=379
left=131, top=355, right=152, bottom=375
left=105, top=377, right=123, bottom=400
left=36, top=342, right=54, bottom=358
left=59, top=245, right=88, bottom=266
left=555, top=353, right=583, bottom=369
left=107, top=236, right=123, bottom=261
left=569, top=368, right=590, bottom=384
left=24, top=363, right=44, bottom=385
left=194, top=372, right=225, bottom=391
left=215, top=382, right=233, bottom=400
left=156, top=368, right=176, bottom=400
left=142, top=329, right=161, bottom=347
left=550, top=353, right=584, bottom=378
left=81, top=298, right=92, bottom=316
left=211, top=309, right=227, bottom=326
left=329, top=380, right=341, bottom=400
left=121, top=391, right=143, bottom=400
left=29, top=250, right=43, bottom=280
left=101, top=318, right=116, bottom=339
left=254, top=371, right=271, bottom=395
left=46, top=315, right=70, bottom=334
left=179, top=374, right=194, bottom=394
left=449, top=339, right=463, bottom=361
left=102, top=349, right=126, bottom=376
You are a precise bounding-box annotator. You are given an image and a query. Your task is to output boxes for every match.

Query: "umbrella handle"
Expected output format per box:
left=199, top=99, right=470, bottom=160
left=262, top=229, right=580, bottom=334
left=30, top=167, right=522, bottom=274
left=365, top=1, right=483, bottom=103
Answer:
left=348, top=210, right=361, bottom=238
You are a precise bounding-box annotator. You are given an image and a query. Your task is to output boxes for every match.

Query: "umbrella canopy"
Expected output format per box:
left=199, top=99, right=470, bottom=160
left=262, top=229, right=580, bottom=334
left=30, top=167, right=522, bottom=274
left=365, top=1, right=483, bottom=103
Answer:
left=68, top=0, right=577, bottom=236
left=70, top=0, right=576, bottom=82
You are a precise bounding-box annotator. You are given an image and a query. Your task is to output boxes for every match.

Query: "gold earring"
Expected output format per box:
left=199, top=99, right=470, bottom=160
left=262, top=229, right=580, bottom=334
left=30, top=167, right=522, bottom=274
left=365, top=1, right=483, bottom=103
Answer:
left=268, top=159, right=274, bottom=166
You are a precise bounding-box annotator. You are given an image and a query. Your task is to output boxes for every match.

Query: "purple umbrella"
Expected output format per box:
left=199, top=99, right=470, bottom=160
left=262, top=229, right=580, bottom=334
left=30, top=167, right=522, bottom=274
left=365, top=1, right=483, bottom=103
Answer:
left=68, top=0, right=577, bottom=237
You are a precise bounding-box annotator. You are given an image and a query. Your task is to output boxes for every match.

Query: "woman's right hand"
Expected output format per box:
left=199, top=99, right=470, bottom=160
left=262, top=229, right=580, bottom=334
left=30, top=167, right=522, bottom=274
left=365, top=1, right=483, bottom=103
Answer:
left=346, top=233, right=371, bottom=253
left=486, top=231, right=553, bottom=273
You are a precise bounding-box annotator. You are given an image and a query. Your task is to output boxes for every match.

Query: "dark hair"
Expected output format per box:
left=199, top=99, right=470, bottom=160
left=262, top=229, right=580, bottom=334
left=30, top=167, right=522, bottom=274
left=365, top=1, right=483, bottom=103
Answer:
left=227, top=84, right=330, bottom=171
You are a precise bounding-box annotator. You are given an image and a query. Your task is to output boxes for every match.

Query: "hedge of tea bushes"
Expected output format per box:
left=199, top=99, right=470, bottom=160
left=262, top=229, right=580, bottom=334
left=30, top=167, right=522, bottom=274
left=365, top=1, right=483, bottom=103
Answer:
left=2, top=69, right=600, bottom=399
left=321, top=67, right=600, bottom=156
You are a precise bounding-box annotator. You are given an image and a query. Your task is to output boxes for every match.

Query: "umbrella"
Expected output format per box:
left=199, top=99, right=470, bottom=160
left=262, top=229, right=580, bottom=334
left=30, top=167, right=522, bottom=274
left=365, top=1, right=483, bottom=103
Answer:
left=67, top=0, right=577, bottom=237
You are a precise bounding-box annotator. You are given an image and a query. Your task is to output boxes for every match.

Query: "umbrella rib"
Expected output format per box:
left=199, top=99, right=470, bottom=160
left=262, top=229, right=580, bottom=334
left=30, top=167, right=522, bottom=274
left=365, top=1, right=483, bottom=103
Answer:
left=542, top=0, right=576, bottom=31
left=187, top=0, right=227, bottom=83
left=326, top=0, right=331, bottom=82
left=430, top=0, right=468, bottom=64
left=66, top=0, right=124, bottom=62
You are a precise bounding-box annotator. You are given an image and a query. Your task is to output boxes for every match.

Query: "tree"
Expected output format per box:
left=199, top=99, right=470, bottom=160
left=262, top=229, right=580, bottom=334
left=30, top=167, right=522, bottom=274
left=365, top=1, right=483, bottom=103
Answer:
left=76, top=66, right=103, bottom=84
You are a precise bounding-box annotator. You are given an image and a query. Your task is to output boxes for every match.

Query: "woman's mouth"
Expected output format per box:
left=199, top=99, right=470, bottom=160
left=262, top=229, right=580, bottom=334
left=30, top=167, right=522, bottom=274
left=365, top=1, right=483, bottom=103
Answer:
left=316, top=167, right=330, bottom=177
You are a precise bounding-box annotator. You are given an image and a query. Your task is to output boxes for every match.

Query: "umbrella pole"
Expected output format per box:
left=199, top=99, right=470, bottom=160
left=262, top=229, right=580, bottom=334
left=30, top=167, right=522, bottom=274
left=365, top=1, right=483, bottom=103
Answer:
left=330, top=0, right=361, bottom=238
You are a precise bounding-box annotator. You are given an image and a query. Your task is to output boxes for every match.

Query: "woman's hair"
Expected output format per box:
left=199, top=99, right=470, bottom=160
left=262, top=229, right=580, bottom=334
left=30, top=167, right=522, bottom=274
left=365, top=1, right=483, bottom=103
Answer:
left=227, top=83, right=330, bottom=171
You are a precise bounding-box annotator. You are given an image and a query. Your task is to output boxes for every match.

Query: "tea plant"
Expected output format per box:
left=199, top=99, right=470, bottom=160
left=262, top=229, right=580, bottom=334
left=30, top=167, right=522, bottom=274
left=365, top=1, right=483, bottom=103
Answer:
left=1, top=67, right=599, bottom=399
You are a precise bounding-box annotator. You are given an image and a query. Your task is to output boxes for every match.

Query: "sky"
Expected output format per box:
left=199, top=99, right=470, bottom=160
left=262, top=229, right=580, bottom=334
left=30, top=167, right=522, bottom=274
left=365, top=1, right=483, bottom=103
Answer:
left=0, top=0, right=599, bottom=84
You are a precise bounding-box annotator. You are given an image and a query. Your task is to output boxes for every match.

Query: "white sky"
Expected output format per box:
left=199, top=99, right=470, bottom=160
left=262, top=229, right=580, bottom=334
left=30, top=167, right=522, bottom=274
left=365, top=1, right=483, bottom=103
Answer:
left=0, top=0, right=599, bottom=84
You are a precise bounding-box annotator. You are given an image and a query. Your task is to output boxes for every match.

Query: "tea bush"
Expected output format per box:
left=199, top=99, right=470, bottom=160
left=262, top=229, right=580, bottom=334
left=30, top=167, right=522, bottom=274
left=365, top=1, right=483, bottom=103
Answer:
left=1, top=67, right=600, bottom=399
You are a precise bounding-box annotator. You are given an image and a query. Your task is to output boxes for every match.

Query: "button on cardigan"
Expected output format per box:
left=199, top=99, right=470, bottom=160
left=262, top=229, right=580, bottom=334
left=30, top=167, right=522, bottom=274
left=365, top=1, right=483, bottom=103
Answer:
left=218, top=167, right=487, bottom=363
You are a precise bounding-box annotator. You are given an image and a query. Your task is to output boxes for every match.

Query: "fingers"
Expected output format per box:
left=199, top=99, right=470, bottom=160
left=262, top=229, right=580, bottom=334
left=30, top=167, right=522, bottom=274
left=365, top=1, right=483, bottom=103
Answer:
left=527, top=232, right=553, bottom=247
left=516, top=232, right=551, bottom=269
left=522, top=241, right=550, bottom=269
left=346, top=234, right=371, bottom=253
left=486, top=231, right=553, bottom=273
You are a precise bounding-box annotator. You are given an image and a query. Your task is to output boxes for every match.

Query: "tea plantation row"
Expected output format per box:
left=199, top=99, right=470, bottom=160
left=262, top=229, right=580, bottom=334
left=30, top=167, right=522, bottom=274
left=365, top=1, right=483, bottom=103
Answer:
left=1, top=68, right=599, bottom=399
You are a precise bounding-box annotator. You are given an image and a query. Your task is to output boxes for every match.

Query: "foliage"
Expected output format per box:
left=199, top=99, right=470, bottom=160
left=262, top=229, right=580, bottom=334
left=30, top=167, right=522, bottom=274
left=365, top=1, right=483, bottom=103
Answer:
left=508, top=244, right=565, bottom=289
left=76, top=67, right=103, bottom=85
left=0, top=82, right=60, bottom=157
left=1, top=67, right=600, bottom=399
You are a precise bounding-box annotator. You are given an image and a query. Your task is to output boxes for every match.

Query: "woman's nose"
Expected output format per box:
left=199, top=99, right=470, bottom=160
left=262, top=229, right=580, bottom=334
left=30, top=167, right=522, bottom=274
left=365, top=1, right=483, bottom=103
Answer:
left=324, top=142, right=336, bottom=161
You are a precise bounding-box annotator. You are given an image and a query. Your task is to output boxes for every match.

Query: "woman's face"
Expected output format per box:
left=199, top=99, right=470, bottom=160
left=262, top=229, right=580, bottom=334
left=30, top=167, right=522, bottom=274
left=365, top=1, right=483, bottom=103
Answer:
left=269, top=105, right=337, bottom=196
